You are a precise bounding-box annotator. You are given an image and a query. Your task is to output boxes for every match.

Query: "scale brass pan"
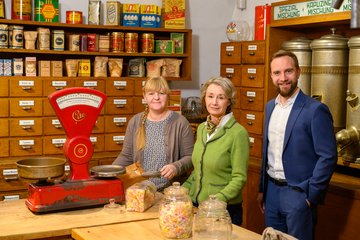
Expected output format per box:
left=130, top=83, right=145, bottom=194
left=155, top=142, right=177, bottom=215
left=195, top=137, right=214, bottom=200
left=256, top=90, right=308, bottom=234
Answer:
left=16, top=157, right=66, bottom=180
left=90, top=165, right=126, bottom=178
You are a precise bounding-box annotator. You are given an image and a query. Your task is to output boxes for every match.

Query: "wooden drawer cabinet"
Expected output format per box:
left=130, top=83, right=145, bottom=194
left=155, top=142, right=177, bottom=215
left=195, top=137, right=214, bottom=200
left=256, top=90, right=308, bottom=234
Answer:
left=104, top=115, right=131, bottom=133
left=43, top=135, right=66, bottom=155
left=134, top=79, right=146, bottom=96
left=104, top=133, right=125, bottom=152
left=220, top=65, right=241, bottom=86
left=0, top=163, right=32, bottom=191
left=0, top=77, right=9, bottom=96
left=0, top=190, right=28, bottom=201
left=9, top=117, right=43, bottom=136
left=93, top=116, right=105, bottom=133
left=0, top=138, right=9, bottom=157
left=249, top=134, right=263, bottom=159
left=0, top=99, right=9, bottom=117
left=241, top=41, right=265, bottom=64
left=9, top=137, right=43, bottom=156
left=43, top=117, right=65, bottom=135
left=220, top=42, right=242, bottom=64
left=9, top=78, right=43, bottom=97
left=239, top=88, right=264, bottom=112
left=105, top=97, right=134, bottom=115
left=238, top=110, right=263, bottom=135
left=10, top=98, right=43, bottom=117
left=0, top=119, right=9, bottom=137
left=106, top=79, right=135, bottom=96
left=240, top=65, right=265, bottom=88
left=43, top=78, right=75, bottom=96
left=90, top=134, right=105, bottom=152
left=133, top=97, right=147, bottom=114
left=74, top=79, right=105, bottom=93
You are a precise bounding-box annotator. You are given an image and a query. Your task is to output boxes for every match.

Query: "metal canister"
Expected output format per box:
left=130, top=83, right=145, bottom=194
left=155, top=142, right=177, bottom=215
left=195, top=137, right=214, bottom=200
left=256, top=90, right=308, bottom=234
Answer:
left=0, top=24, right=8, bottom=48
left=141, top=33, right=154, bottom=53
left=9, top=25, right=23, bottom=49
left=310, top=28, right=349, bottom=132
left=111, top=32, right=124, bottom=52
left=125, top=32, right=138, bottom=53
left=282, top=37, right=312, bottom=95
left=51, top=30, right=64, bottom=51
left=11, top=0, right=32, bottom=20
left=66, top=11, right=83, bottom=24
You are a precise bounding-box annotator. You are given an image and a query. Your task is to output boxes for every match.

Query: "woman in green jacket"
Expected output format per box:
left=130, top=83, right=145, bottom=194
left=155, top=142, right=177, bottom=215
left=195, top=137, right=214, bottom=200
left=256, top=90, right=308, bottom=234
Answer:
left=182, top=76, right=249, bottom=226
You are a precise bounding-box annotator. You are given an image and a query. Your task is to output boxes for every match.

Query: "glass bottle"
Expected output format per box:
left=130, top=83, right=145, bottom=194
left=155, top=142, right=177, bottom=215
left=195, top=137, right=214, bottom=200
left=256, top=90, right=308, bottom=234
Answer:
left=159, top=182, right=193, bottom=239
left=192, top=195, right=232, bottom=240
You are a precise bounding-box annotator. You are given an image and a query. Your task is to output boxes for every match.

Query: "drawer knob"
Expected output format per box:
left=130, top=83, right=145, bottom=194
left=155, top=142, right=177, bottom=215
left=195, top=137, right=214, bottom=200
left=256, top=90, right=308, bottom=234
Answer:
left=116, top=104, right=125, bottom=108
left=249, top=52, right=255, bottom=56
left=248, top=75, right=255, bottom=80
left=21, top=145, right=33, bottom=150
left=115, top=123, right=125, bottom=127
left=55, top=86, right=64, bottom=90
left=226, top=74, right=233, bottom=78
left=4, top=175, right=19, bottom=181
left=22, top=126, right=32, bottom=130
left=22, top=106, right=33, bottom=111
left=115, top=141, right=124, bottom=145
left=247, top=121, right=253, bottom=126
left=247, top=98, right=254, bottom=102
left=115, top=86, right=126, bottom=90
left=226, top=52, right=233, bottom=56
left=22, top=86, right=33, bottom=90
left=54, top=124, right=63, bottom=129
left=54, top=144, right=64, bottom=148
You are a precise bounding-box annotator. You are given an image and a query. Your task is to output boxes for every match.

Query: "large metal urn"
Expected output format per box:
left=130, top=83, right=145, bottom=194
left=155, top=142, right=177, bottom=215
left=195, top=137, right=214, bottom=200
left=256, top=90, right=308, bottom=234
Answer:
left=310, top=28, right=349, bottom=132
left=335, top=35, right=360, bottom=163
left=282, top=37, right=312, bottom=95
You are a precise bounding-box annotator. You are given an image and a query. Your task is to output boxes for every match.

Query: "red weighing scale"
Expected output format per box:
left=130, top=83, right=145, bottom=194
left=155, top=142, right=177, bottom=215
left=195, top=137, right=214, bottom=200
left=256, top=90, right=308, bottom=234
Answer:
left=20, top=88, right=125, bottom=213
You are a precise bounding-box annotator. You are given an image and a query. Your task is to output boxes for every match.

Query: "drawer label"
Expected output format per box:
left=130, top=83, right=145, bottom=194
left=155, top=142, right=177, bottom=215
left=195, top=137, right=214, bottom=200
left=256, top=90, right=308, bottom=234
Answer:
left=142, top=99, right=147, bottom=105
left=246, top=91, right=256, bottom=97
left=114, top=99, right=127, bottom=105
left=19, top=100, right=35, bottom=106
left=19, top=140, right=35, bottom=145
left=65, top=165, right=70, bottom=171
left=52, top=119, right=61, bottom=125
left=3, top=169, right=18, bottom=176
left=225, top=46, right=235, bottom=51
left=4, top=195, right=20, bottom=201
left=113, top=135, right=125, bottom=141
left=52, top=81, right=67, bottom=87
left=225, top=68, right=235, bottom=73
left=19, top=120, right=35, bottom=126
left=249, top=137, right=255, bottom=143
left=142, top=80, right=146, bottom=86
left=246, top=114, right=256, bottom=120
left=114, top=117, right=127, bottom=123
left=248, top=45, right=257, bottom=51
left=19, top=80, right=34, bottom=86
left=114, top=81, right=127, bottom=87
left=52, top=138, right=66, bottom=144
left=247, top=68, right=257, bottom=74
left=90, top=137, right=97, bottom=143
left=84, top=81, right=98, bottom=87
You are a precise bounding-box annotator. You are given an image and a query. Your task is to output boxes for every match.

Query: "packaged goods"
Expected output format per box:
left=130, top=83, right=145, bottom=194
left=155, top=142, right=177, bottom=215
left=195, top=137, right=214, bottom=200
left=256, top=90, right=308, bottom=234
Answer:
left=125, top=32, right=138, bottom=53
left=0, top=24, right=8, bottom=48
left=94, top=56, right=108, bottom=77
left=141, top=33, right=154, bottom=53
left=163, top=0, right=186, bottom=29
left=13, top=58, right=23, bottom=76
left=111, top=32, right=124, bottom=52
left=128, top=58, right=145, bottom=77
left=80, top=34, right=88, bottom=51
left=88, top=0, right=101, bottom=25
left=12, top=0, right=32, bottom=20
left=140, top=4, right=157, bottom=28
left=108, top=58, right=123, bottom=77
left=123, top=4, right=140, bottom=27
left=170, top=32, right=184, bottom=54
left=155, top=40, right=175, bottom=54
left=65, top=59, right=79, bottom=77
left=126, top=180, right=156, bottom=212
left=0, top=59, right=3, bottom=75
left=51, top=30, right=64, bottom=51
left=51, top=60, right=63, bottom=77
left=37, top=27, right=50, bottom=50
left=68, top=34, right=80, bottom=51
left=161, top=58, right=182, bottom=78
left=99, top=35, right=110, bottom=52
left=255, top=5, right=271, bottom=41
left=78, top=59, right=91, bottom=77
left=9, top=25, right=24, bottom=49
left=87, top=33, right=99, bottom=52
left=156, top=6, right=162, bottom=28
left=106, top=1, right=121, bottom=26
left=34, top=0, right=59, bottom=22
left=24, top=31, right=38, bottom=50
left=146, top=59, right=164, bottom=77
left=25, top=57, right=37, bottom=76
left=66, top=11, right=82, bottom=24
left=38, top=60, right=50, bottom=77
left=0, top=0, right=5, bottom=19
left=3, top=59, right=11, bottom=76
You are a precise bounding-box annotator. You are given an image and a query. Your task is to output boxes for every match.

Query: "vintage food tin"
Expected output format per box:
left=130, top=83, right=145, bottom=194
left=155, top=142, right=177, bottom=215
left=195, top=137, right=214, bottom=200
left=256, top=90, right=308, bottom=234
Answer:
left=141, top=33, right=154, bottom=53
left=99, top=35, right=110, bottom=52
left=0, top=24, right=8, bottom=48
left=88, top=0, right=101, bottom=25
left=0, top=0, right=5, bottom=19
left=9, top=25, right=24, bottom=49
left=66, top=11, right=83, bottom=24
left=125, top=32, right=138, bottom=53
left=111, top=32, right=124, bottom=52
left=106, top=1, right=121, bottom=26
left=170, top=32, right=184, bottom=54
left=163, top=0, right=185, bottom=29
left=34, top=0, right=59, bottom=22
left=123, top=3, right=140, bottom=27
left=155, top=40, right=175, bottom=54
left=140, top=4, right=157, bottom=28
left=12, top=0, right=32, bottom=20
left=51, top=30, right=64, bottom=51
left=87, top=33, right=99, bottom=52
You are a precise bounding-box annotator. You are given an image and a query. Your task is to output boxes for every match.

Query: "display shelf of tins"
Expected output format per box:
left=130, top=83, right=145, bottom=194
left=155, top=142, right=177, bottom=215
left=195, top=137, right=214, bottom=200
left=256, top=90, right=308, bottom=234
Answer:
left=0, top=18, right=192, bottom=201
left=268, top=0, right=360, bottom=170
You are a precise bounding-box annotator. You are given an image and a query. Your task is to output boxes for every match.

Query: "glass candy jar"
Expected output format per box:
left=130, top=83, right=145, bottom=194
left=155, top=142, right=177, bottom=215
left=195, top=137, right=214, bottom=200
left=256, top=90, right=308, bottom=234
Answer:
left=159, top=182, right=193, bottom=239
left=192, top=195, right=232, bottom=240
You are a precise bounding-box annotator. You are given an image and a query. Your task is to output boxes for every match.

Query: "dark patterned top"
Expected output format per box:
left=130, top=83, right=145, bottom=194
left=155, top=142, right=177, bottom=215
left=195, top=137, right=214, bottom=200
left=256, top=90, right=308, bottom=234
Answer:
left=143, top=111, right=173, bottom=191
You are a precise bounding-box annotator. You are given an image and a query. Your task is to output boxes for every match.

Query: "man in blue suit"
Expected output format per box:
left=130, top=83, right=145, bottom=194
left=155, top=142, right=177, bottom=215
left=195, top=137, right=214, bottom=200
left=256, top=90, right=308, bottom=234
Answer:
left=257, top=50, right=337, bottom=240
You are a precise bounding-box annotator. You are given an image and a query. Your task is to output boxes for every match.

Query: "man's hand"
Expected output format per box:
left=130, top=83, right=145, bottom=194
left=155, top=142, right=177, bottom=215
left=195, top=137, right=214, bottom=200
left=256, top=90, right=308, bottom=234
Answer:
left=257, top=193, right=265, bottom=214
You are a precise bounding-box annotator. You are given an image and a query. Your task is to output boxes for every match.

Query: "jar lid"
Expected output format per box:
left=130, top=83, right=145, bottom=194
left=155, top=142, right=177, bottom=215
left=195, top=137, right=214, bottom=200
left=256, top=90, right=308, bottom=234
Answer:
left=198, top=195, right=227, bottom=214
left=163, top=182, right=188, bottom=196
left=348, top=35, right=360, bottom=48
left=282, top=37, right=312, bottom=51
left=310, top=28, right=348, bottom=50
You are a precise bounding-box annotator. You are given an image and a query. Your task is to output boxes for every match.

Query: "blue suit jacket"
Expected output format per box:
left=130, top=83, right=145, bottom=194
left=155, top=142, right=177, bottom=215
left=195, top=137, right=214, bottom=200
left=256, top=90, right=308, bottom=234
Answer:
left=259, top=90, right=338, bottom=205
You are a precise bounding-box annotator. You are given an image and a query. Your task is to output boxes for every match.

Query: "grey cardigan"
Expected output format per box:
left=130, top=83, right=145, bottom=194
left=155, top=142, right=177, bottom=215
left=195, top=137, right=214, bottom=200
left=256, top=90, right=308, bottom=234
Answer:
left=113, top=111, right=194, bottom=179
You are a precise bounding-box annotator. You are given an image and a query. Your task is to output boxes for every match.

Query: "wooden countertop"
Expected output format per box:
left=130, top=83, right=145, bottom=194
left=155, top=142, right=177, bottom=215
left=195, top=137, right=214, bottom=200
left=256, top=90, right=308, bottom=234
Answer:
left=0, top=193, right=162, bottom=240
left=72, top=218, right=262, bottom=240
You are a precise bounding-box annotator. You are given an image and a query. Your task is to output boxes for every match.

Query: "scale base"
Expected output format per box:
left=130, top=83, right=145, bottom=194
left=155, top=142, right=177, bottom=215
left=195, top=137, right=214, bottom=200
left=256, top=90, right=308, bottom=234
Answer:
left=26, top=178, right=124, bottom=213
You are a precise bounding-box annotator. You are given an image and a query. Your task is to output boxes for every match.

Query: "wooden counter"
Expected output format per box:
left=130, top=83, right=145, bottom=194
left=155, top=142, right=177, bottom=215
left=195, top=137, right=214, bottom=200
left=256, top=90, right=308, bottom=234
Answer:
left=0, top=194, right=162, bottom=240
left=72, top=218, right=262, bottom=240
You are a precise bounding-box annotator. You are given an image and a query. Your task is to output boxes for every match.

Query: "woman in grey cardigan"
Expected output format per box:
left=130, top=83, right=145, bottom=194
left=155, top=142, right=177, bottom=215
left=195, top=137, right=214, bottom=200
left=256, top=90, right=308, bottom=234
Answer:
left=113, top=77, right=194, bottom=191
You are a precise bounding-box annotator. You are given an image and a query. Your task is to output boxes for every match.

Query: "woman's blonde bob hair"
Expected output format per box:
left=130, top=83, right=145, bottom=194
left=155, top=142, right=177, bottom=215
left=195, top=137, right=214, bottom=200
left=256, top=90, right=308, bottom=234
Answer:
left=200, top=76, right=236, bottom=114
left=136, top=76, right=171, bottom=150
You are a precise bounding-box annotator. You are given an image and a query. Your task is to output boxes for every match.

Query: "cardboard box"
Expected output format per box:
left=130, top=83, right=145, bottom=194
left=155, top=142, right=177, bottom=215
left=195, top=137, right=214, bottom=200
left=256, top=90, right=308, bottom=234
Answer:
left=13, top=58, right=23, bottom=76
left=106, top=1, right=122, bottom=26
left=78, top=59, right=91, bottom=77
left=51, top=60, right=63, bottom=77
left=34, top=0, right=59, bottom=22
left=140, top=4, right=157, bottom=28
left=163, top=0, right=185, bottom=29
left=123, top=4, right=140, bottom=27
left=38, top=60, right=51, bottom=77
left=170, top=32, right=184, bottom=54
left=4, top=59, right=12, bottom=76
left=25, top=57, right=37, bottom=76
left=155, top=40, right=175, bottom=54
left=0, top=59, right=4, bottom=76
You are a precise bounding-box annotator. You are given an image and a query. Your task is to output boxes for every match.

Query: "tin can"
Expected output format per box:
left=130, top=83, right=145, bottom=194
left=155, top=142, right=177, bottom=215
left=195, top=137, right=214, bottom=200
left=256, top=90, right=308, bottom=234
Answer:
left=141, top=33, right=154, bottom=53
left=125, top=32, right=138, bottom=53
left=10, top=25, right=23, bottom=49
left=111, top=32, right=124, bottom=52
left=51, top=30, right=64, bottom=51
left=87, top=33, right=98, bottom=52
left=0, top=24, right=8, bottom=48
left=12, top=0, right=32, bottom=20
left=66, top=11, right=83, bottom=24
